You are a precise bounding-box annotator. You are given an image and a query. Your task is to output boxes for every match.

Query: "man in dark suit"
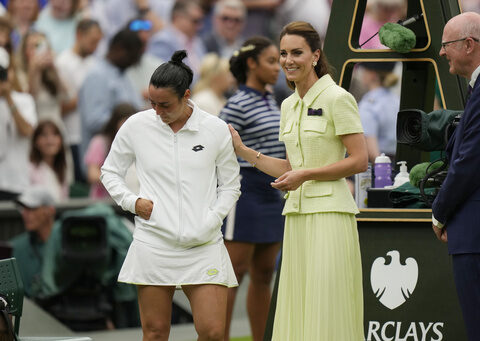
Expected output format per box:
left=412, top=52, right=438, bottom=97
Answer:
left=432, top=11, right=480, bottom=341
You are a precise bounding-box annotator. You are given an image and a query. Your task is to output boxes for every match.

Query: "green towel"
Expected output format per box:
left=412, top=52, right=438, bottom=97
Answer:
left=389, top=182, right=437, bottom=208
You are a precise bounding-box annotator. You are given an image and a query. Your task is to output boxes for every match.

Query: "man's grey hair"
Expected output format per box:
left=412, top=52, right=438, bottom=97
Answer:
left=214, top=0, right=246, bottom=18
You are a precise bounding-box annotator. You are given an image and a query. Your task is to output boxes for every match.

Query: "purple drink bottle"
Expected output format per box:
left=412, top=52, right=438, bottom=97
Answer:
left=374, top=153, right=392, bottom=188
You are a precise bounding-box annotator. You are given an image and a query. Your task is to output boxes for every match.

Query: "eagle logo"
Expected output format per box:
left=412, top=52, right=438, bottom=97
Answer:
left=370, top=250, right=418, bottom=310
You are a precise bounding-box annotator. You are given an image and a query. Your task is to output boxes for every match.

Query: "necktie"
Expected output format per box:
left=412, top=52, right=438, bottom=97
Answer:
left=465, top=85, right=473, bottom=105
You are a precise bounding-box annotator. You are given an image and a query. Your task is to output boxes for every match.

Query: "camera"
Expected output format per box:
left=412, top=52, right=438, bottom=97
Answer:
left=396, top=109, right=462, bottom=206
left=396, top=109, right=462, bottom=152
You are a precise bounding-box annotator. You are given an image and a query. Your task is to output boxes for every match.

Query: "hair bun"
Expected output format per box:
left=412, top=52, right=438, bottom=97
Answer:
left=170, top=50, right=188, bottom=65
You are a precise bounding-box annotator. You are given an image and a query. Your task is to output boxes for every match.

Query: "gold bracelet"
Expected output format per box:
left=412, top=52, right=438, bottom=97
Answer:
left=252, top=151, right=262, bottom=168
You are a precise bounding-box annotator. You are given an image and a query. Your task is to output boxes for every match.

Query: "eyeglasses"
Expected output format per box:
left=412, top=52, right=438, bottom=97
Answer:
left=440, top=37, right=479, bottom=50
left=219, top=15, right=244, bottom=24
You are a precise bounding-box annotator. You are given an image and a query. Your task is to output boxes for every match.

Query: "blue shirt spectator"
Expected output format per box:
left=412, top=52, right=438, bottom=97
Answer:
left=147, top=0, right=206, bottom=80
left=79, top=58, right=143, bottom=161
left=359, top=87, right=399, bottom=159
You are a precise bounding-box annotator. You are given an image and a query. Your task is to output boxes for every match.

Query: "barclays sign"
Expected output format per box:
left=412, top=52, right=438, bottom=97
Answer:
left=358, top=220, right=467, bottom=341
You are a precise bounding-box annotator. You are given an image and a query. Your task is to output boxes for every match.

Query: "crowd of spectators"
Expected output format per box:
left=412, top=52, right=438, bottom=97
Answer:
left=0, top=0, right=333, bottom=202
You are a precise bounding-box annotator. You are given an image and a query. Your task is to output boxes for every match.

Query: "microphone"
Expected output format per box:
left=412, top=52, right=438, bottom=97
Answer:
left=398, top=13, right=424, bottom=27
left=378, top=22, right=416, bottom=53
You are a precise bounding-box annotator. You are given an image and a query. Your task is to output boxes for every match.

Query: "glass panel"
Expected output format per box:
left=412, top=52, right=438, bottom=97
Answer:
left=359, top=0, right=409, bottom=50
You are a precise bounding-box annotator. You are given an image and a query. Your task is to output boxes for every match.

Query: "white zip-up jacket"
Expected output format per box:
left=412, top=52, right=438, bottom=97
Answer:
left=101, top=101, right=241, bottom=249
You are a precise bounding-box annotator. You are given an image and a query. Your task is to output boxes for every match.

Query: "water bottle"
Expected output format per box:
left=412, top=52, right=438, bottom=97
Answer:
left=374, top=153, right=392, bottom=188
left=355, top=163, right=372, bottom=208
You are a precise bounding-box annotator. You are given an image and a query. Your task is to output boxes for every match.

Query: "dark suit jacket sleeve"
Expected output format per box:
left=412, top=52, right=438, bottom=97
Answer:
left=432, top=87, right=480, bottom=224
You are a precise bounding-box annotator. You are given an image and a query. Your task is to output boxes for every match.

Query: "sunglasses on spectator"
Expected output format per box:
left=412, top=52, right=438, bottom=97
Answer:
left=220, top=15, right=244, bottom=24
left=129, top=19, right=153, bottom=32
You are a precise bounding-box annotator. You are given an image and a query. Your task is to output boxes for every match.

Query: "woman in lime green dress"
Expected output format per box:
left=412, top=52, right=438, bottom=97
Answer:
left=227, top=21, right=367, bottom=340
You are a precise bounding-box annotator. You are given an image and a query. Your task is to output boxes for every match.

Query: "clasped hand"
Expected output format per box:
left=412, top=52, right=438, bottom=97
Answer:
left=432, top=223, right=448, bottom=243
left=271, top=170, right=305, bottom=191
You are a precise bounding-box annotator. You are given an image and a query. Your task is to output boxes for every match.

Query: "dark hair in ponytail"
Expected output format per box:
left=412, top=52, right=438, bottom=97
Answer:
left=229, top=36, right=274, bottom=84
left=150, top=50, right=194, bottom=98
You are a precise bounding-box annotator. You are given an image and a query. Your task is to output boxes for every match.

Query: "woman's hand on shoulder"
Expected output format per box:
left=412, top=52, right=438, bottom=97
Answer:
left=228, top=124, right=244, bottom=155
left=271, top=170, right=306, bottom=191
left=135, top=198, right=154, bottom=220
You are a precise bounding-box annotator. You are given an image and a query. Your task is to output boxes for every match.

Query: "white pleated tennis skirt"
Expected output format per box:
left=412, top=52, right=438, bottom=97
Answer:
left=118, top=238, right=238, bottom=287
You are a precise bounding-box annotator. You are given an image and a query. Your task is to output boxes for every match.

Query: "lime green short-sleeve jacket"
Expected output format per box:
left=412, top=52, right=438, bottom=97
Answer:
left=279, top=74, right=364, bottom=215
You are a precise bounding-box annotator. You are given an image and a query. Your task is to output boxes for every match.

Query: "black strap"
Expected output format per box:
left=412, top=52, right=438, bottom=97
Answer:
left=419, top=159, right=448, bottom=206
left=0, top=297, right=17, bottom=341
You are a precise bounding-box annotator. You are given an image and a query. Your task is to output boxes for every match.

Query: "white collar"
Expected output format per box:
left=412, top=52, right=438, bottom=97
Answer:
left=469, top=64, right=480, bottom=88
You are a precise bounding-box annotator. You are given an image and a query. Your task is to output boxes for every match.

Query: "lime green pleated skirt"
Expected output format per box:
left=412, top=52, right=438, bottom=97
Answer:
left=272, top=212, right=364, bottom=341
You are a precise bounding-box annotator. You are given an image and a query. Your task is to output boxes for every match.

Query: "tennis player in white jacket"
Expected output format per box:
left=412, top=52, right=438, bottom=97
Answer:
left=101, top=50, right=241, bottom=341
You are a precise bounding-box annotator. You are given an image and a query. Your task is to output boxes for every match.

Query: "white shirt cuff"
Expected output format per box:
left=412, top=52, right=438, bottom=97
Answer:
left=432, top=214, right=444, bottom=229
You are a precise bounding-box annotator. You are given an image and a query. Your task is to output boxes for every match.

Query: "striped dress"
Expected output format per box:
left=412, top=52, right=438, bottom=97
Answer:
left=220, top=85, right=286, bottom=243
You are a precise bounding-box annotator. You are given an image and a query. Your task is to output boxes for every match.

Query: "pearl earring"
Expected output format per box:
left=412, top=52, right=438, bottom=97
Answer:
left=313, top=61, right=317, bottom=67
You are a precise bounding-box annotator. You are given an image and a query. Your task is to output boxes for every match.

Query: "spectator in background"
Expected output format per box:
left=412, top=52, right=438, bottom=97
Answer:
left=84, top=103, right=138, bottom=199
left=0, top=16, right=14, bottom=54
left=202, top=0, right=246, bottom=59
left=359, top=0, right=407, bottom=49
left=462, top=0, right=480, bottom=13
left=0, top=16, right=23, bottom=92
left=358, top=62, right=399, bottom=163
left=192, top=53, right=233, bottom=116
left=276, top=0, right=331, bottom=44
left=147, top=0, right=206, bottom=80
left=0, top=46, right=36, bottom=200
left=10, top=185, right=57, bottom=297
left=78, top=28, right=143, bottom=162
left=89, top=0, right=166, bottom=56
left=55, top=18, right=103, bottom=183
left=34, top=0, right=81, bottom=54
left=29, top=119, right=71, bottom=201
left=125, top=18, right=163, bottom=108
left=6, top=0, right=39, bottom=50
left=241, top=0, right=285, bottom=40
left=16, top=30, right=69, bottom=131
left=219, top=36, right=285, bottom=341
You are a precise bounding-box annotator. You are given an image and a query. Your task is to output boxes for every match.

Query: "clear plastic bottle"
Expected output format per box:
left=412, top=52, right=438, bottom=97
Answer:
left=374, top=153, right=392, bottom=188
left=393, top=161, right=410, bottom=187
left=355, top=163, right=372, bottom=208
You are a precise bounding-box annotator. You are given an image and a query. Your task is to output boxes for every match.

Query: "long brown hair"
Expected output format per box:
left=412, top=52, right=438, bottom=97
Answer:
left=279, top=21, right=333, bottom=90
left=30, top=120, right=67, bottom=184
left=19, top=30, right=60, bottom=96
